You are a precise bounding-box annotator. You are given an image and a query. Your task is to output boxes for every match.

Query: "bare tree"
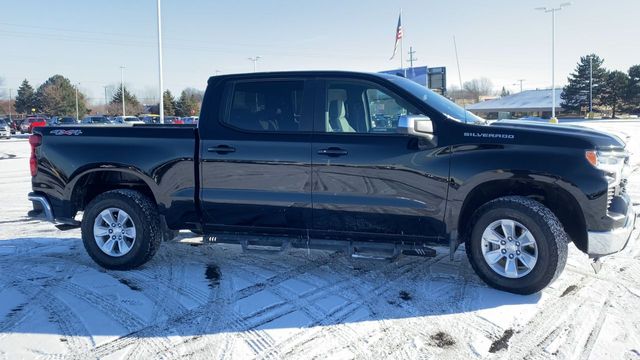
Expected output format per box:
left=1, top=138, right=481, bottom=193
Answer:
left=447, top=85, right=471, bottom=101
left=463, top=77, right=495, bottom=102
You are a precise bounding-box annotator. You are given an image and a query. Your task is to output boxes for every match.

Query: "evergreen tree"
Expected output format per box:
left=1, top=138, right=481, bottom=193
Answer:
left=627, top=65, right=640, bottom=113
left=500, top=86, right=510, bottom=97
left=601, top=70, right=629, bottom=119
left=561, top=54, right=607, bottom=113
left=109, top=86, right=142, bottom=115
left=175, top=88, right=203, bottom=117
left=14, top=79, right=38, bottom=114
left=163, top=90, right=176, bottom=116
left=36, top=75, right=87, bottom=116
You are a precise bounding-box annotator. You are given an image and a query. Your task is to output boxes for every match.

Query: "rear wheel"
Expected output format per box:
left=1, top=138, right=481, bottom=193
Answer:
left=81, top=189, right=161, bottom=270
left=466, top=196, right=568, bottom=295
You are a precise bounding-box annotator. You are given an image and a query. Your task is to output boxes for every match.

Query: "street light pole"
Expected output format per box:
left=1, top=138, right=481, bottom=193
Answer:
left=248, top=56, right=262, bottom=72
left=8, top=89, right=12, bottom=122
left=156, top=0, right=164, bottom=124
left=75, top=83, right=80, bottom=121
left=120, top=66, right=126, bottom=116
left=103, top=86, right=109, bottom=111
left=536, top=2, right=571, bottom=122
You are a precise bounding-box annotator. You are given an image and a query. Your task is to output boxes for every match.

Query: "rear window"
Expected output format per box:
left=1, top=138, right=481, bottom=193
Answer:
left=223, top=80, right=309, bottom=132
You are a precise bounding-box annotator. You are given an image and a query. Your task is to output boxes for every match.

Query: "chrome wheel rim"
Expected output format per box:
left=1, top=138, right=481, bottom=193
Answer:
left=480, top=219, right=538, bottom=279
left=93, top=207, right=136, bottom=257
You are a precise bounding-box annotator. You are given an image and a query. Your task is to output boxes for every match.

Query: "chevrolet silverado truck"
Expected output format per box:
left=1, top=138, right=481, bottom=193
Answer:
left=28, top=71, right=636, bottom=294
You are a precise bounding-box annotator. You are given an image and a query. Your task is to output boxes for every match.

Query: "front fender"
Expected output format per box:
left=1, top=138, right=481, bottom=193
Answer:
left=444, top=144, right=604, bottom=236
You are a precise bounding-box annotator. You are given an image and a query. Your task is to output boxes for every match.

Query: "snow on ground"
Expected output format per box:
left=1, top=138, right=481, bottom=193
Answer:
left=1, top=121, right=640, bottom=360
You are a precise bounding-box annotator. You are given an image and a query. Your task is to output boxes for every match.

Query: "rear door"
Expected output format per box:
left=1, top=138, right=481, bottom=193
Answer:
left=199, top=77, right=315, bottom=235
left=311, top=78, right=449, bottom=241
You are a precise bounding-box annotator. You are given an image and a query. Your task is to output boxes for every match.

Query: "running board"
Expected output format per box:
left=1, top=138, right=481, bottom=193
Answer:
left=202, top=234, right=437, bottom=260
left=348, top=242, right=401, bottom=261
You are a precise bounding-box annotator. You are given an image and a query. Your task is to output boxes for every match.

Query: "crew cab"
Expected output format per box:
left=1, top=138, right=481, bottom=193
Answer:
left=28, top=71, right=636, bottom=294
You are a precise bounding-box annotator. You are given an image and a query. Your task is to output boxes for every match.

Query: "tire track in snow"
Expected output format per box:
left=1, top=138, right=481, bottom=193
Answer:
left=0, top=263, right=93, bottom=356
left=505, top=275, right=598, bottom=359
left=88, top=250, right=344, bottom=359
left=263, top=254, right=451, bottom=359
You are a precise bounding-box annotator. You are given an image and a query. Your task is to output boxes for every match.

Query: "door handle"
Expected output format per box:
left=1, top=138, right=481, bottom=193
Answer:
left=208, top=145, right=236, bottom=154
left=317, top=147, right=348, bottom=157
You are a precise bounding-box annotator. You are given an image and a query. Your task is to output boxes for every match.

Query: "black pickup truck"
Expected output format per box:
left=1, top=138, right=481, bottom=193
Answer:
left=28, top=71, right=635, bottom=294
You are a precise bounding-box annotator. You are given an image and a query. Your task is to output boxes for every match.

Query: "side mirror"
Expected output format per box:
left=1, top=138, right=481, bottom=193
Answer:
left=398, top=115, right=434, bottom=138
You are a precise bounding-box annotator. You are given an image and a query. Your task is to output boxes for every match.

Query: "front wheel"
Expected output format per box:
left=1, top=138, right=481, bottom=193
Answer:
left=81, top=189, right=162, bottom=270
left=466, top=196, right=568, bottom=295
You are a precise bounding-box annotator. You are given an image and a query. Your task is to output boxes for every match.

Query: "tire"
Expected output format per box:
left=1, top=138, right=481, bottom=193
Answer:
left=466, top=196, right=568, bottom=295
left=81, top=189, right=162, bottom=270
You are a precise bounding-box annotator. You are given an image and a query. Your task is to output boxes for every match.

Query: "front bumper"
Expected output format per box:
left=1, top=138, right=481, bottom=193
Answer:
left=587, top=203, right=636, bottom=258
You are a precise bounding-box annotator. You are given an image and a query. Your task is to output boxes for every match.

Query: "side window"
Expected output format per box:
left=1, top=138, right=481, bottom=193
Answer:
left=324, top=80, right=422, bottom=134
left=224, top=80, right=307, bottom=132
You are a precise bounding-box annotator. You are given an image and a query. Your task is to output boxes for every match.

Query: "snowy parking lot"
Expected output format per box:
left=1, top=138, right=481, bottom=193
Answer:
left=1, top=121, right=640, bottom=359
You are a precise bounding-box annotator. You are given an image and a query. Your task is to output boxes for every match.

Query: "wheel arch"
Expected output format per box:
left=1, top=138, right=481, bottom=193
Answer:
left=67, top=168, right=159, bottom=215
left=457, top=179, right=588, bottom=252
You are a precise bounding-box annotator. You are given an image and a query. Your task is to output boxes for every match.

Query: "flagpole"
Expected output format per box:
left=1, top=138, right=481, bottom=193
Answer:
left=400, top=8, right=404, bottom=76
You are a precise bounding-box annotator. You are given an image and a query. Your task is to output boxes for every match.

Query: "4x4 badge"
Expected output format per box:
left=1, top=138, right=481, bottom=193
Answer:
left=50, top=130, right=83, bottom=136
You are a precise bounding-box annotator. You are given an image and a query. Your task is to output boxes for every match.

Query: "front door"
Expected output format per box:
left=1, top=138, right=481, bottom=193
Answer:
left=200, top=78, right=314, bottom=235
left=311, top=79, right=449, bottom=241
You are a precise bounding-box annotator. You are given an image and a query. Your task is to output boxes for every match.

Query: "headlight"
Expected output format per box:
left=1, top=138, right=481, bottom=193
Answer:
left=585, top=150, right=627, bottom=185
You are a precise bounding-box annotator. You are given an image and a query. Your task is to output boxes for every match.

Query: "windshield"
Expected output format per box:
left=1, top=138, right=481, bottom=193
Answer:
left=382, top=74, right=485, bottom=124
left=0, top=120, right=6, bottom=126
left=91, top=117, right=109, bottom=123
left=60, top=118, right=75, bottom=123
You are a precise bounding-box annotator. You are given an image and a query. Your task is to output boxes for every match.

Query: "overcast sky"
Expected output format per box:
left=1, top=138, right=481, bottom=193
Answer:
left=1, top=0, right=638, bottom=104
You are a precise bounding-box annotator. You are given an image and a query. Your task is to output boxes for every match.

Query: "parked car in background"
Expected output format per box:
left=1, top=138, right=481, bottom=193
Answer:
left=58, top=117, right=79, bottom=125
left=81, top=116, right=111, bottom=125
left=50, top=116, right=79, bottom=126
left=164, top=116, right=181, bottom=124
left=113, top=116, right=144, bottom=125
left=8, top=119, right=19, bottom=134
left=140, top=114, right=160, bottom=124
left=182, top=116, right=199, bottom=124
left=0, top=119, right=11, bottom=139
left=0, top=117, right=15, bottom=134
left=20, top=117, right=47, bottom=133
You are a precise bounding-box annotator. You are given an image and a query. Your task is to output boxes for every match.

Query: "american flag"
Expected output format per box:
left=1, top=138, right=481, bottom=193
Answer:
left=390, top=12, right=403, bottom=60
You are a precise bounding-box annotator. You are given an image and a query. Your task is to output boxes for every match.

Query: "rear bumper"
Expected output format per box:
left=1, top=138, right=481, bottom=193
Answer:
left=28, top=192, right=55, bottom=222
left=587, top=203, right=636, bottom=258
left=28, top=192, right=81, bottom=229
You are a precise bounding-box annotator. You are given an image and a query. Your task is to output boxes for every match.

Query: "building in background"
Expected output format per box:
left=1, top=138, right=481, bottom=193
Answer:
left=380, top=66, right=447, bottom=94
left=466, top=88, right=564, bottom=120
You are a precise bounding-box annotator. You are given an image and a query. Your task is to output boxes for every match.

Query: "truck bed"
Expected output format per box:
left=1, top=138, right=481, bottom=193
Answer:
left=32, top=125, right=199, bottom=229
